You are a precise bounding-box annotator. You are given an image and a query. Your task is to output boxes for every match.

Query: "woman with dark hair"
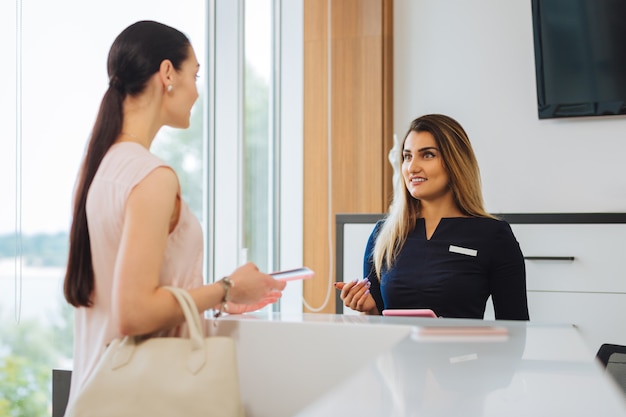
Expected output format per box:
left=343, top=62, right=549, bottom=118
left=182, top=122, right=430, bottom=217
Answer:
left=337, top=114, right=529, bottom=320
left=64, top=20, right=286, bottom=402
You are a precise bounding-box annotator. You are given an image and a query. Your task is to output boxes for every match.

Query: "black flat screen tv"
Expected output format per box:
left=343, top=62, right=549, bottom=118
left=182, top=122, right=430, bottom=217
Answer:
left=531, top=0, right=626, bottom=119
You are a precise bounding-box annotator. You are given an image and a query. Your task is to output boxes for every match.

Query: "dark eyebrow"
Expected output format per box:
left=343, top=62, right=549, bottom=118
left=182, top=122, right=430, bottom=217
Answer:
left=418, top=146, right=438, bottom=152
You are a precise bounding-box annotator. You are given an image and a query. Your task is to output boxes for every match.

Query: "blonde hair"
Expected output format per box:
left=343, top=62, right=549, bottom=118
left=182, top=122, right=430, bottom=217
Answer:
left=373, top=114, right=494, bottom=278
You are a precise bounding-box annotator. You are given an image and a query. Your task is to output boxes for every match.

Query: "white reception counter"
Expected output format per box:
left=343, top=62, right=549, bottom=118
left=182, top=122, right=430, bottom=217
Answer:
left=208, top=313, right=626, bottom=417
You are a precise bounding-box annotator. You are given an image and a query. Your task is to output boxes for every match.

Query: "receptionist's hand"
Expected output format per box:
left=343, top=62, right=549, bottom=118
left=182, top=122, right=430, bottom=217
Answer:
left=334, top=279, right=379, bottom=315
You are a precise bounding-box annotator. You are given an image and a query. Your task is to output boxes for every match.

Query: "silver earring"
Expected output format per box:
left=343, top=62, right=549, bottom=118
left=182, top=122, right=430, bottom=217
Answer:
left=167, top=84, right=173, bottom=92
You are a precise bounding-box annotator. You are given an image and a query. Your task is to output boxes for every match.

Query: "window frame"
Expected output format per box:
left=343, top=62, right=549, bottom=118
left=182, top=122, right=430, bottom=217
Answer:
left=208, top=0, right=304, bottom=313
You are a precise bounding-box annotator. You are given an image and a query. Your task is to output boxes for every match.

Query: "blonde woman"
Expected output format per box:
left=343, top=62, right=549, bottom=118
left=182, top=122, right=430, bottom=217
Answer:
left=337, top=114, right=529, bottom=320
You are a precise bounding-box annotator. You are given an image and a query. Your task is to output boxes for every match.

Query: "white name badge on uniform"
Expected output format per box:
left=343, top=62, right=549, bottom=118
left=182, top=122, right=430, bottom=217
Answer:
left=449, top=245, right=478, bottom=257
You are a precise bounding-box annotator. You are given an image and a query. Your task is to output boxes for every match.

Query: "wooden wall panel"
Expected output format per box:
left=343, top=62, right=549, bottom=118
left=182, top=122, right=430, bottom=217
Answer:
left=303, top=0, right=330, bottom=310
left=382, top=0, right=394, bottom=208
left=303, top=0, right=393, bottom=313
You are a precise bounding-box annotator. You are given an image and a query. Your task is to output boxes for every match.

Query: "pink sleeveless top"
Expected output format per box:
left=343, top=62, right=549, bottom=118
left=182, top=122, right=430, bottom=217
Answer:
left=68, top=142, right=204, bottom=403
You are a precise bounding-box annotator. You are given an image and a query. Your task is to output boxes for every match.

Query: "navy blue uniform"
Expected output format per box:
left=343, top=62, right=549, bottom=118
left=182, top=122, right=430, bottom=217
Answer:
left=365, top=217, right=529, bottom=320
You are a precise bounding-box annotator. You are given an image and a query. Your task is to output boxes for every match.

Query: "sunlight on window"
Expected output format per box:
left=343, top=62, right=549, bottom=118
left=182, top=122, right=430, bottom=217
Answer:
left=244, top=0, right=273, bottom=272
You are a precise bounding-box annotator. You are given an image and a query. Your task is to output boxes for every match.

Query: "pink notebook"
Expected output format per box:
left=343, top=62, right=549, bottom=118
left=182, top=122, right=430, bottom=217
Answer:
left=382, top=309, right=437, bottom=318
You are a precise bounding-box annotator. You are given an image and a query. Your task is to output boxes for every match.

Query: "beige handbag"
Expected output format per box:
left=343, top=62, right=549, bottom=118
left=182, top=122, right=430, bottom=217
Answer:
left=64, top=286, right=245, bottom=417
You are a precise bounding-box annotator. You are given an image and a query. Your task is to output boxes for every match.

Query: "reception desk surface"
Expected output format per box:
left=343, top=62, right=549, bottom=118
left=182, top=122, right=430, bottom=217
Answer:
left=210, top=313, right=626, bottom=417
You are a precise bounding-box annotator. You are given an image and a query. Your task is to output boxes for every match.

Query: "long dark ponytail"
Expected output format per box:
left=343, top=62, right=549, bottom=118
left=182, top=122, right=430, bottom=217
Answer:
left=64, top=21, right=190, bottom=307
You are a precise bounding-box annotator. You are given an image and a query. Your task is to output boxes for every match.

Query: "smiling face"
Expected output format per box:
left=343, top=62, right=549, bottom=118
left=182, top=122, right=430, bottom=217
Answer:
left=164, top=46, right=200, bottom=128
left=401, top=130, right=453, bottom=204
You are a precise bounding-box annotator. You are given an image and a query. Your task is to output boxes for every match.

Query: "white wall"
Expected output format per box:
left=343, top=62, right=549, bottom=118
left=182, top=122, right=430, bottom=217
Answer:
left=394, top=0, right=626, bottom=213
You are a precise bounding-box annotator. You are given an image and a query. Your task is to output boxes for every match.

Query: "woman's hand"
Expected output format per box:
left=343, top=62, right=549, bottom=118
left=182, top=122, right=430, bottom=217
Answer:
left=222, top=291, right=282, bottom=314
left=226, top=262, right=287, bottom=306
left=334, top=279, right=378, bottom=315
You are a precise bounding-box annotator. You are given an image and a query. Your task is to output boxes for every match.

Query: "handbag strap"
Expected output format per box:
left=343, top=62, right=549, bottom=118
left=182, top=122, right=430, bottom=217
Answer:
left=163, top=286, right=209, bottom=374
left=112, top=287, right=208, bottom=374
left=162, top=286, right=204, bottom=350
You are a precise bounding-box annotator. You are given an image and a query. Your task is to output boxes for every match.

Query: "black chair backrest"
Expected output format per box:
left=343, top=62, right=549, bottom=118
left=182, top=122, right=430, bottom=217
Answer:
left=52, top=369, right=72, bottom=417
left=597, top=344, right=626, bottom=396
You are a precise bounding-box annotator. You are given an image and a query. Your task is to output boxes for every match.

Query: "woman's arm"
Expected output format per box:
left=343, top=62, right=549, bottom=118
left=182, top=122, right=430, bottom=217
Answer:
left=113, top=167, right=284, bottom=336
left=113, top=166, right=190, bottom=335
left=490, top=222, right=530, bottom=320
left=363, top=221, right=384, bottom=314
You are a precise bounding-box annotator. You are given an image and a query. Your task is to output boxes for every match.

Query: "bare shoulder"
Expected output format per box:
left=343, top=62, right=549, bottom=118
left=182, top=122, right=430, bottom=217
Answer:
left=143, top=165, right=178, bottom=185
left=135, top=166, right=178, bottom=195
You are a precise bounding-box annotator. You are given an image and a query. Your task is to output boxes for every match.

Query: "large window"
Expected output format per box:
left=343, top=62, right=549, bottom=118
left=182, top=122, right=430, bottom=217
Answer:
left=1, top=1, right=303, bottom=414
left=0, top=2, right=203, bottom=415
left=211, top=0, right=304, bottom=312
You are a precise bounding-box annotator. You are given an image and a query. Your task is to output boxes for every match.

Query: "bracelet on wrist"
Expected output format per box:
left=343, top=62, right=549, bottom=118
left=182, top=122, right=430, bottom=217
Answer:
left=214, top=276, right=234, bottom=319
